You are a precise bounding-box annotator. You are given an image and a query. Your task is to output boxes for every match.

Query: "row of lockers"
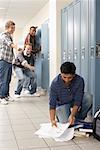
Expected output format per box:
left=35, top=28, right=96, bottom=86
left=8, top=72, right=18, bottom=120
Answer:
left=36, top=0, right=100, bottom=113
left=61, top=0, right=100, bottom=113
left=35, top=21, right=49, bottom=91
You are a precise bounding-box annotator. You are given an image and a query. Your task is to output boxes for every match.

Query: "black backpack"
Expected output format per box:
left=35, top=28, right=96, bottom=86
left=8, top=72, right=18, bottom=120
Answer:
left=93, top=109, right=100, bottom=141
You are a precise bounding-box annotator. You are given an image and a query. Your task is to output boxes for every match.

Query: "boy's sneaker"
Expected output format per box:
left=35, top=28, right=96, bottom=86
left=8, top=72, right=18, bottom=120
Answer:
left=21, top=90, right=30, bottom=95
left=14, top=94, right=21, bottom=98
left=0, top=98, right=8, bottom=105
left=5, top=96, right=14, bottom=102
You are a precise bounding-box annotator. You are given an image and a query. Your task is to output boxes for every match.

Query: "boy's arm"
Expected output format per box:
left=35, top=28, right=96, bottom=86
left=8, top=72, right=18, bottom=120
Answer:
left=49, top=108, right=57, bottom=127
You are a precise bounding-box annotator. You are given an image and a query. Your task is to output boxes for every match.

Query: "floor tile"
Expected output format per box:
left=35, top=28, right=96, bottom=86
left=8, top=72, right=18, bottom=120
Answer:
left=14, top=130, right=37, bottom=140
left=21, top=148, right=50, bottom=150
left=0, top=119, right=10, bottom=125
left=0, top=125, right=12, bottom=133
left=73, top=136, right=99, bottom=144
left=0, top=132, right=15, bottom=141
left=0, top=140, right=18, bottom=149
left=50, top=144, right=81, bottom=150
left=12, top=124, right=36, bottom=132
left=17, top=138, right=48, bottom=149
left=10, top=119, right=32, bottom=125
left=78, top=143, right=100, bottom=150
left=44, top=138, right=75, bottom=147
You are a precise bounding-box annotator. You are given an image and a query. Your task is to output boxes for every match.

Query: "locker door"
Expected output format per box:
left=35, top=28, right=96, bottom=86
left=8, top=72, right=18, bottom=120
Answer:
left=95, top=0, right=100, bottom=113
left=80, top=0, right=89, bottom=92
left=67, top=4, right=74, bottom=62
left=35, top=29, right=42, bottom=88
left=73, top=1, right=81, bottom=74
left=88, top=0, right=96, bottom=114
left=41, top=21, right=49, bottom=91
left=61, top=8, right=68, bottom=63
left=35, top=54, right=42, bottom=88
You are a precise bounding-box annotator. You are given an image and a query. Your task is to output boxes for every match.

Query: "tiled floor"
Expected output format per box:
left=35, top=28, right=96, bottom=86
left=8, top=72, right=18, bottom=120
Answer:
left=0, top=77, right=100, bottom=150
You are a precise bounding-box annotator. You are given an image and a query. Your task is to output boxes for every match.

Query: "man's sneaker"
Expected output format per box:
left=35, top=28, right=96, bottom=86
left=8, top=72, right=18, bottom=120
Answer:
left=5, top=96, right=14, bottom=102
left=14, top=94, right=21, bottom=98
left=0, top=98, right=8, bottom=105
left=14, top=94, right=21, bottom=99
left=22, top=90, right=30, bottom=95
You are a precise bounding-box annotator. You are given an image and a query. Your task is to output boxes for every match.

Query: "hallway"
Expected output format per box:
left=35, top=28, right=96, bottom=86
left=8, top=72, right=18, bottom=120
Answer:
left=0, top=76, right=100, bottom=150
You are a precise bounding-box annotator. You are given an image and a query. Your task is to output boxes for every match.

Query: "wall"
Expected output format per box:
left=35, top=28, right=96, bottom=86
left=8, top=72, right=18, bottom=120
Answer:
left=21, top=0, right=73, bottom=85
left=49, top=0, right=73, bottom=83
left=14, top=28, right=23, bottom=48
left=22, top=2, right=49, bottom=39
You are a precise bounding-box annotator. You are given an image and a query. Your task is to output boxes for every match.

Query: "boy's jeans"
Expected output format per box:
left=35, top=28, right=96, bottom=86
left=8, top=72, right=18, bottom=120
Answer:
left=0, top=60, right=12, bottom=98
left=56, top=92, right=92, bottom=123
left=14, top=67, right=37, bottom=95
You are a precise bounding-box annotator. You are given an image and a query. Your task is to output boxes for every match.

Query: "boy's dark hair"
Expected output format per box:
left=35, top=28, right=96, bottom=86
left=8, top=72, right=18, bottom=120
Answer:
left=60, top=62, right=76, bottom=74
left=30, top=26, right=37, bottom=30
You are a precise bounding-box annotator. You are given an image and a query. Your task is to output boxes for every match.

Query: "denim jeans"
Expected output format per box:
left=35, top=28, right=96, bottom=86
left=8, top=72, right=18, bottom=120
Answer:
left=14, top=67, right=37, bottom=95
left=56, top=92, right=92, bottom=123
left=0, top=60, right=12, bottom=98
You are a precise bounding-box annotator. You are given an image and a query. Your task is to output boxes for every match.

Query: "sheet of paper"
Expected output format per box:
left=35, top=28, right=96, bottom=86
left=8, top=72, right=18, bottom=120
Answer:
left=35, top=122, right=74, bottom=141
left=54, top=127, right=74, bottom=142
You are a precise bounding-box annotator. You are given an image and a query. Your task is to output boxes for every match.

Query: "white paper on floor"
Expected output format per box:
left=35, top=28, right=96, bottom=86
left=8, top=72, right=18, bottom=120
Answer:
left=35, top=122, right=74, bottom=142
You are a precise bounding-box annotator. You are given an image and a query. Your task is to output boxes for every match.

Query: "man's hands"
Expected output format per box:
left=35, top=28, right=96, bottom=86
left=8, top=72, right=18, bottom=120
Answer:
left=68, top=105, right=78, bottom=125
left=50, top=105, right=78, bottom=127
left=68, top=115, right=75, bottom=125
left=50, top=109, right=57, bottom=127
left=51, top=120, right=57, bottom=127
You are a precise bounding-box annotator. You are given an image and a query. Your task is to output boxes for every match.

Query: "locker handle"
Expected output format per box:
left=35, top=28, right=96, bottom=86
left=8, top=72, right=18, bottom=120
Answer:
left=81, top=47, right=85, bottom=50
left=68, top=50, right=71, bottom=60
left=90, top=46, right=94, bottom=58
left=74, top=48, right=77, bottom=60
left=74, top=48, right=77, bottom=53
left=81, top=47, right=85, bottom=59
left=63, top=51, right=66, bottom=61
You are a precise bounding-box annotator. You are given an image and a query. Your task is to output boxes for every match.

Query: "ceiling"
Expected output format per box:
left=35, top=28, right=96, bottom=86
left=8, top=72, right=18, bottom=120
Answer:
left=0, top=0, right=48, bottom=31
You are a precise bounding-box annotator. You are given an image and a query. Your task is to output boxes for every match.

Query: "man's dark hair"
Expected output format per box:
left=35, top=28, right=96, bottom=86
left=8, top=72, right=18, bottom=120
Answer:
left=60, top=62, right=76, bottom=74
left=30, top=26, right=37, bottom=30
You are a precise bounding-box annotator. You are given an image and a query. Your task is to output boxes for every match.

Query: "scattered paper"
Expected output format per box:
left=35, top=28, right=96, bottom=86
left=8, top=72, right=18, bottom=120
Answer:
left=54, top=127, right=74, bottom=142
left=35, top=122, right=74, bottom=142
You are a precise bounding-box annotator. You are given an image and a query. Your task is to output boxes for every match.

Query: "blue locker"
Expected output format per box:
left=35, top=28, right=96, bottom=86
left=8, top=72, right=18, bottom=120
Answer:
left=73, top=0, right=81, bottom=74
left=35, top=54, right=42, bottom=88
left=88, top=0, right=96, bottom=114
left=95, top=0, right=100, bottom=113
left=80, top=0, right=89, bottom=92
left=35, top=29, right=42, bottom=88
left=61, top=8, right=68, bottom=63
left=41, top=21, right=49, bottom=91
left=95, top=59, right=100, bottom=112
left=67, top=3, right=74, bottom=62
left=61, top=0, right=100, bottom=114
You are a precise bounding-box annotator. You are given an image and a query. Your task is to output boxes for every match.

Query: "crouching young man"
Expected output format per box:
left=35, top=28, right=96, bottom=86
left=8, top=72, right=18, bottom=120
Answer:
left=49, top=62, right=92, bottom=126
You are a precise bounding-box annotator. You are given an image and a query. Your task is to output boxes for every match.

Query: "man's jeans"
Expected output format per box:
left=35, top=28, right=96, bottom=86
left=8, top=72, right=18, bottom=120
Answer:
left=56, top=92, right=92, bottom=123
left=0, top=60, right=12, bottom=98
left=14, top=67, right=37, bottom=95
